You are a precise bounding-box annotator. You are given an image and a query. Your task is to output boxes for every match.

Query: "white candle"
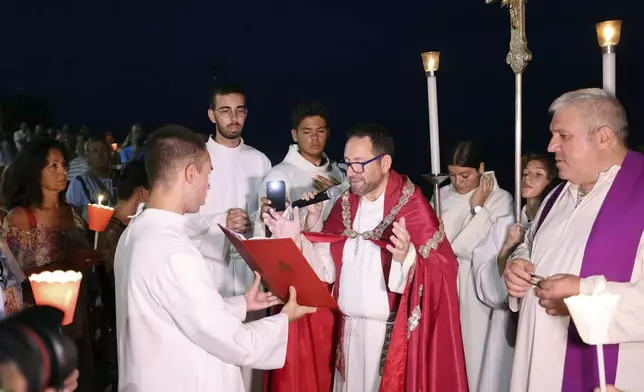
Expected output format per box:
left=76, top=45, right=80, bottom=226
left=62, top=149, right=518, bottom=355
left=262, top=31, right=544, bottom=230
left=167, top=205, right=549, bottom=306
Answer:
left=602, top=51, right=616, bottom=95
left=427, top=73, right=441, bottom=175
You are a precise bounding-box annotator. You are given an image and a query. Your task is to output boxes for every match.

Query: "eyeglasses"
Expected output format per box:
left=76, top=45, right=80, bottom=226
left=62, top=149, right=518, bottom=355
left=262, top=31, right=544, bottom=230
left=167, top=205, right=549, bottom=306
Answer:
left=338, top=154, right=384, bottom=173
left=216, top=106, right=248, bottom=118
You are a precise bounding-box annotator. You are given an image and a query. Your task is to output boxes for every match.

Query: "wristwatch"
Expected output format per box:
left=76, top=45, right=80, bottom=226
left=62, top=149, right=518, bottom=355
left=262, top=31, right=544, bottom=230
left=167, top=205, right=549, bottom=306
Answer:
left=472, top=205, right=482, bottom=215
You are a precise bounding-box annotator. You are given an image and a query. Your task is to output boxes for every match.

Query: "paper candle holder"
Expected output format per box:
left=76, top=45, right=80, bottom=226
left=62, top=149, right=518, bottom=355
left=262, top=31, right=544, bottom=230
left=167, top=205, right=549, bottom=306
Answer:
left=29, top=270, right=83, bottom=326
left=564, top=293, right=620, bottom=345
left=88, top=203, right=115, bottom=232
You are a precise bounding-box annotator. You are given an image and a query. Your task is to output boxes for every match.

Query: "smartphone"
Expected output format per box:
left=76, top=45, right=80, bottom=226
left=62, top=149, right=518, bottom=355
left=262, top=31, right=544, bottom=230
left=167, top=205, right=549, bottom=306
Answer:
left=266, top=181, right=287, bottom=212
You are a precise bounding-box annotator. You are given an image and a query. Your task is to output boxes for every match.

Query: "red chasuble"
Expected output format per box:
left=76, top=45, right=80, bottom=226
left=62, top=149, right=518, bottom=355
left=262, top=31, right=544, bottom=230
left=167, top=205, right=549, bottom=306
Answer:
left=265, top=171, right=468, bottom=392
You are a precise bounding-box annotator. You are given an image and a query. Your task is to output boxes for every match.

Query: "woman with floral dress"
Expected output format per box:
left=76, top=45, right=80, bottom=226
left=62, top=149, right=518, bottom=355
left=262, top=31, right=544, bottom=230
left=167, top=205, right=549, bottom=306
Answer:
left=0, top=139, right=103, bottom=391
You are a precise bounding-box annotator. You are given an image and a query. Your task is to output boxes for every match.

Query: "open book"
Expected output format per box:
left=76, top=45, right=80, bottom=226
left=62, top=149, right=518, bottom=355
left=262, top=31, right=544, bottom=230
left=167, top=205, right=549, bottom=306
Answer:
left=219, top=225, right=338, bottom=309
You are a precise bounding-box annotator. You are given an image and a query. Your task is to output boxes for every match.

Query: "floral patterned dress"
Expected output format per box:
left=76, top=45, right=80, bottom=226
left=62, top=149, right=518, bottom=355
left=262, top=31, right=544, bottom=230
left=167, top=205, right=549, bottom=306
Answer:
left=0, top=207, right=93, bottom=334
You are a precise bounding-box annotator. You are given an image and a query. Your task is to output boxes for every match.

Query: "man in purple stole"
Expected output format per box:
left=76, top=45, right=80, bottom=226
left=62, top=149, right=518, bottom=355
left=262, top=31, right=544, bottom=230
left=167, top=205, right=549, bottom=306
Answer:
left=504, top=88, right=644, bottom=392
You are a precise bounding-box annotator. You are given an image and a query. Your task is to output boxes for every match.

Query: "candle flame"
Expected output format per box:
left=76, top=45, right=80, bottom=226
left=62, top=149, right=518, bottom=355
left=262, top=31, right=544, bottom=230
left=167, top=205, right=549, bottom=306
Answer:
left=98, top=194, right=104, bottom=205
left=596, top=20, right=622, bottom=48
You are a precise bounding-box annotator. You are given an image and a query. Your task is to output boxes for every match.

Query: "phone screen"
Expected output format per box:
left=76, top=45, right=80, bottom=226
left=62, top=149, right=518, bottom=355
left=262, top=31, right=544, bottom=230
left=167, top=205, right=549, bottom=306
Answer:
left=266, top=181, right=287, bottom=212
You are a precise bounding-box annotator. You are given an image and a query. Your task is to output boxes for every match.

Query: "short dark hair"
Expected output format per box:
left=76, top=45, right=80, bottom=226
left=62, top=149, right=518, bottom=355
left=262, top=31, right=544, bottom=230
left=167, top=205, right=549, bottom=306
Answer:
left=4, top=139, right=68, bottom=209
left=144, top=125, right=207, bottom=185
left=210, top=83, right=246, bottom=109
left=346, top=124, right=395, bottom=158
left=450, top=140, right=484, bottom=169
left=84, top=136, right=110, bottom=154
left=116, top=161, right=149, bottom=201
left=291, top=101, right=330, bottom=130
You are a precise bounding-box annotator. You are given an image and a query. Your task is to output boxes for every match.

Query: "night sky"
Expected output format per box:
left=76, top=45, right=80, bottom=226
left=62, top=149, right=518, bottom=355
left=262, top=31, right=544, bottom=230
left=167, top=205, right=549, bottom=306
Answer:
left=2, top=0, right=642, bottom=192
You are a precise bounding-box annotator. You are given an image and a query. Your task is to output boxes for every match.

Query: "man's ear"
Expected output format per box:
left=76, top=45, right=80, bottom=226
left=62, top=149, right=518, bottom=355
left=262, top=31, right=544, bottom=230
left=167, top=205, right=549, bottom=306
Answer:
left=479, top=162, right=485, bottom=173
left=291, top=129, right=298, bottom=143
left=185, top=163, right=197, bottom=184
left=596, top=125, right=616, bottom=150
left=381, top=155, right=393, bottom=172
left=207, top=109, right=216, bottom=124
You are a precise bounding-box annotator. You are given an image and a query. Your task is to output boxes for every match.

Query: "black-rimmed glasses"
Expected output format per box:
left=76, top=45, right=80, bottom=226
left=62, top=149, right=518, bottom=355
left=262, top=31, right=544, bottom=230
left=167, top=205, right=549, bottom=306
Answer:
left=338, top=154, right=384, bottom=173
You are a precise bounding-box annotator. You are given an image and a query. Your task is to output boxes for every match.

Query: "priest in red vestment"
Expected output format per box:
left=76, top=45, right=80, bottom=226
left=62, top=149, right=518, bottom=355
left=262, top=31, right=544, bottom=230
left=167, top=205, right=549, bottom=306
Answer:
left=263, top=124, right=468, bottom=392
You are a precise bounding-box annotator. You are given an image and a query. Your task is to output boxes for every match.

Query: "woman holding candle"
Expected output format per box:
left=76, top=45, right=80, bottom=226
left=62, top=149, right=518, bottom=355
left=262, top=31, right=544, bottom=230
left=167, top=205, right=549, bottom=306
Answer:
left=0, top=139, right=103, bottom=390
left=470, top=152, right=559, bottom=392
left=433, top=140, right=513, bottom=392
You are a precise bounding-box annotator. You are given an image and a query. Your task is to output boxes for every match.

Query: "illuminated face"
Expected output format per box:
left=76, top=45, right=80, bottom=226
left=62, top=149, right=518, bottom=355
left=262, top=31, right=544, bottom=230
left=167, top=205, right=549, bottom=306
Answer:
left=521, top=159, right=552, bottom=199
left=292, top=116, right=329, bottom=157
left=343, top=137, right=386, bottom=196
left=448, top=164, right=482, bottom=195
left=208, top=93, right=247, bottom=140
left=41, top=149, right=68, bottom=193
left=547, top=105, right=601, bottom=186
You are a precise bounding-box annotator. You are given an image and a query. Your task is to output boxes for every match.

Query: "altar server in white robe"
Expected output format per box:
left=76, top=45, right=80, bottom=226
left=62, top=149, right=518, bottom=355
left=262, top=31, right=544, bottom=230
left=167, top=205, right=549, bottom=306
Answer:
left=434, top=140, right=512, bottom=389
left=505, top=89, right=644, bottom=392
left=186, top=84, right=271, bottom=392
left=114, top=125, right=315, bottom=392
left=257, top=101, right=345, bottom=232
left=190, top=83, right=271, bottom=298
left=471, top=152, right=559, bottom=392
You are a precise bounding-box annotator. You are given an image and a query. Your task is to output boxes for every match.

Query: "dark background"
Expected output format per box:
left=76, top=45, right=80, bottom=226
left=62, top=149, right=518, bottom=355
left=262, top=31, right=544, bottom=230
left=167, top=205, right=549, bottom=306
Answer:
left=1, top=0, right=642, bottom=193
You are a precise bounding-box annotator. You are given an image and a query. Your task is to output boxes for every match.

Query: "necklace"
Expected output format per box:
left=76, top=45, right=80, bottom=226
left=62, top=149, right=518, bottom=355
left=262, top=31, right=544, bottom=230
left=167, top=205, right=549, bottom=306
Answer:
left=575, top=188, right=587, bottom=208
left=39, top=205, right=61, bottom=222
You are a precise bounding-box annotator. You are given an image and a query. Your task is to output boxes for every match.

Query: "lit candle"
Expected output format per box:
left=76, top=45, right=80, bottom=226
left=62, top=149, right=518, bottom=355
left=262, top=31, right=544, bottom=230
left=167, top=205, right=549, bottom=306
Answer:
left=596, top=20, right=622, bottom=95
left=88, top=195, right=114, bottom=233
left=422, top=52, right=441, bottom=175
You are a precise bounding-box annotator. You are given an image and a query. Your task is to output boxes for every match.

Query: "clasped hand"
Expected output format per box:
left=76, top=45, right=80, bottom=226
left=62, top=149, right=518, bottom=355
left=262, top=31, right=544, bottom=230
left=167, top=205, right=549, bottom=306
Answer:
left=227, top=208, right=250, bottom=234
left=535, top=274, right=580, bottom=316
left=504, top=259, right=580, bottom=316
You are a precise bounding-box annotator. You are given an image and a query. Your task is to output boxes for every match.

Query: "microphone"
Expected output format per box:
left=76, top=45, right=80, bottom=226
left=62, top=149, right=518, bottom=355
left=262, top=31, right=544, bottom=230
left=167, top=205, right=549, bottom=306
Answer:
left=291, top=184, right=346, bottom=209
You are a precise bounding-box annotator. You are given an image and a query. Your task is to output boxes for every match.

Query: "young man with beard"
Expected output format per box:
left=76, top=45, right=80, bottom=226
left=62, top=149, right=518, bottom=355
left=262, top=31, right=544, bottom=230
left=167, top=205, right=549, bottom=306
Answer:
left=264, top=124, right=468, bottom=392
left=186, top=83, right=271, bottom=392
left=257, top=101, right=345, bottom=233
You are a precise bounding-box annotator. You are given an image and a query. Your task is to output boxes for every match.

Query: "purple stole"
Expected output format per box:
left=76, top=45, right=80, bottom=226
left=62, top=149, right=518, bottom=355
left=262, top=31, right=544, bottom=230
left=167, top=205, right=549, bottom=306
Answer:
left=536, top=151, right=644, bottom=391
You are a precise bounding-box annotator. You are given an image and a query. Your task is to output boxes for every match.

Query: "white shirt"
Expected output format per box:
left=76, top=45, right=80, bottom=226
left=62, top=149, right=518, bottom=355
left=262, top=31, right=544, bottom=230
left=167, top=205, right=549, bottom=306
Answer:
left=257, top=144, right=345, bottom=230
left=114, top=207, right=289, bottom=392
left=299, top=190, right=416, bottom=392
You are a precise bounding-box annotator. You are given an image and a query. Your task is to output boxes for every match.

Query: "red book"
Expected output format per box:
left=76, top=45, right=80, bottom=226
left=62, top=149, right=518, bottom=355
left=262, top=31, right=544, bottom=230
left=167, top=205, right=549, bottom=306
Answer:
left=219, top=225, right=338, bottom=309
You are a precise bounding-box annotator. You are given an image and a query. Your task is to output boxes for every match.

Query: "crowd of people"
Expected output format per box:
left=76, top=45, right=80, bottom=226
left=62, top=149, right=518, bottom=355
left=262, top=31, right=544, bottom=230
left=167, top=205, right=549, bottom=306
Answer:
left=1, top=84, right=642, bottom=392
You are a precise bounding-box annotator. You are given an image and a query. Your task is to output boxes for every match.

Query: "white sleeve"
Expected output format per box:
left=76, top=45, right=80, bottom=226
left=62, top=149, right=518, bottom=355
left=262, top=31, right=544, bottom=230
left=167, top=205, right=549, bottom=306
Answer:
left=155, top=252, right=289, bottom=369
left=299, top=236, right=336, bottom=284
left=186, top=213, right=229, bottom=261
left=223, top=295, right=247, bottom=322
left=582, top=234, right=644, bottom=343
left=450, top=191, right=513, bottom=260
left=388, top=246, right=417, bottom=294
left=473, top=217, right=512, bottom=309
